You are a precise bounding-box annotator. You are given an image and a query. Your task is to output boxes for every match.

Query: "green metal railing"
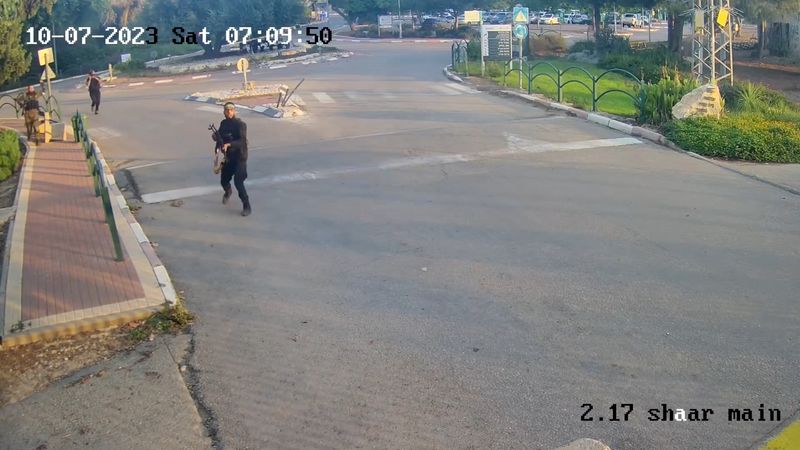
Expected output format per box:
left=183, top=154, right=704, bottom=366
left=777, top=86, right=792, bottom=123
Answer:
left=72, top=112, right=124, bottom=261
left=451, top=40, right=469, bottom=77
left=0, top=94, right=22, bottom=118
left=449, top=39, right=648, bottom=119
left=501, top=60, right=646, bottom=117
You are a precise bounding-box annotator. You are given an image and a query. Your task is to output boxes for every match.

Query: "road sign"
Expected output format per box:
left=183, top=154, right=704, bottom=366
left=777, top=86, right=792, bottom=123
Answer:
left=464, top=10, right=482, bottom=24
left=120, top=53, right=131, bottom=63
left=717, top=8, right=729, bottom=27
left=514, top=23, right=528, bottom=39
left=513, top=6, right=529, bottom=24
left=481, top=25, right=512, bottom=61
left=39, top=65, right=56, bottom=83
left=378, top=15, right=393, bottom=27
left=37, top=48, right=54, bottom=66
left=236, top=58, right=249, bottom=72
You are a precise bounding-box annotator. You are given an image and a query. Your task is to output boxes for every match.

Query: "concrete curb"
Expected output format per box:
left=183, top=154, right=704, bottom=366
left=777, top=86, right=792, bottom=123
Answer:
left=93, top=144, right=178, bottom=306
left=0, top=130, right=31, bottom=343
left=183, top=96, right=285, bottom=118
left=0, top=306, right=161, bottom=347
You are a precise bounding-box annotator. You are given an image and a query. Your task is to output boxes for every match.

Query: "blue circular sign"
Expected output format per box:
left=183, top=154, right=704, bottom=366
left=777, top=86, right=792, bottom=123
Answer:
left=514, top=24, right=528, bottom=39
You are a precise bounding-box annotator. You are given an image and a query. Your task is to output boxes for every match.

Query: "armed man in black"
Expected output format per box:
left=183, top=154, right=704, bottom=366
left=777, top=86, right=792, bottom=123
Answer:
left=213, top=102, right=251, bottom=216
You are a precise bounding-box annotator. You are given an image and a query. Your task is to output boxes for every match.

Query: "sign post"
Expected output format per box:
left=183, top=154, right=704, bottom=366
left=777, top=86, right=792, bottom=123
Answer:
left=512, top=6, right=529, bottom=90
left=236, top=58, right=250, bottom=90
left=481, top=24, right=513, bottom=78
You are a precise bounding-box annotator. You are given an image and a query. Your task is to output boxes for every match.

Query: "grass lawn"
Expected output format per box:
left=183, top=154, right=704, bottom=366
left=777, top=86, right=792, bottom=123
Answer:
left=454, top=58, right=642, bottom=117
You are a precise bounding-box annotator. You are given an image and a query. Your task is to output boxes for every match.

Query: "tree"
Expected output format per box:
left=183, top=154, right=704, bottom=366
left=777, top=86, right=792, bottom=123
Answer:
left=142, top=0, right=304, bottom=55
left=734, top=0, right=800, bottom=58
left=328, top=0, right=394, bottom=30
left=0, top=0, right=57, bottom=85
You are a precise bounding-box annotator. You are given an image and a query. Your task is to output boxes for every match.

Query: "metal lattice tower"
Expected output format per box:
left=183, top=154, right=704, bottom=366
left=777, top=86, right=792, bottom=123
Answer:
left=691, top=0, right=734, bottom=85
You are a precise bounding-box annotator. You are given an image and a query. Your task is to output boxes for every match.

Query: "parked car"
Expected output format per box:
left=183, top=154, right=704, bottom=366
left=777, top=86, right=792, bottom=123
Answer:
left=622, top=13, right=640, bottom=28
left=575, top=14, right=592, bottom=25
left=540, top=13, right=559, bottom=25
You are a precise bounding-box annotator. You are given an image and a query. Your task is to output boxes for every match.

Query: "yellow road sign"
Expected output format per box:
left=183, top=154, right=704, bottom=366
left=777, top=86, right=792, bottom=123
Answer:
left=236, top=58, right=249, bottom=72
left=717, top=8, right=730, bottom=28
left=39, top=65, right=56, bottom=83
left=37, top=48, right=54, bottom=66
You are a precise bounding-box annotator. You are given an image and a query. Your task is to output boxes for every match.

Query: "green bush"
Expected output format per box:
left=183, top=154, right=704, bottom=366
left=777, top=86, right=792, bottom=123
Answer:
left=114, top=60, right=148, bottom=75
left=721, top=81, right=800, bottom=116
left=532, top=33, right=568, bottom=55
left=599, top=46, right=688, bottom=83
left=0, top=129, right=21, bottom=181
left=569, top=41, right=596, bottom=54
left=639, top=70, right=698, bottom=125
left=596, top=28, right=631, bottom=54
left=664, top=114, right=800, bottom=163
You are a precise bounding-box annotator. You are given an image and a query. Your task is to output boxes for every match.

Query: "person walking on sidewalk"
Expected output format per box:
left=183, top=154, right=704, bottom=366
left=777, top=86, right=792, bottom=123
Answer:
left=212, top=102, right=251, bottom=216
left=86, top=70, right=102, bottom=114
left=17, top=86, right=42, bottom=142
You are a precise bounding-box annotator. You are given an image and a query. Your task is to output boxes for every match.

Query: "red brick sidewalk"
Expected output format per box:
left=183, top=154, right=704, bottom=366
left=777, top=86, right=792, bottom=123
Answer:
left=1, top=119, right=167, bottom=345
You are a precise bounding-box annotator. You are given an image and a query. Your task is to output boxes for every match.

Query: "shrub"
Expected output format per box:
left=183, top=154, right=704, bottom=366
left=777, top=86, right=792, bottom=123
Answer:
left=664, top=114, right=800, bottom=163
left=639, top=70, right=698, bottom=125
left=114, top=60, right=148, bottom=75
left=599, top=46, right=688, bottom=83
left=596, top=27, right=631, bottom=54
left=486, top=62, right=504, bottom=78
left=569, top=40, right=596, bottom=54
left=532, top=33, right=568, bottom=55
left=0, top=129, right=21, bottom=181
left=721, top=81, right=800, bottom=116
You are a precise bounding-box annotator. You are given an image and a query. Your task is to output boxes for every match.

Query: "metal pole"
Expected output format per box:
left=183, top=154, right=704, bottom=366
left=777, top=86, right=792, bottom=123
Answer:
left=51, top=16, right=59, bottom=75
left=710, top=0, right=716, bottom=84
left=519, top=38, right=523, bottom=90
left=398, top=0, right=402, bottom=39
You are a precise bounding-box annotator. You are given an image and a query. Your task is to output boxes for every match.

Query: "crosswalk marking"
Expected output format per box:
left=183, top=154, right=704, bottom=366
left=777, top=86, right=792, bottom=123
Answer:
left=445, top=82, right=479, bottom=94
left=380, top=92, right=398, bottom=100
left=431, top=85, right=461, bottom=95
left=196, top=105, right=222, bottom=113
left=344, top=91, right=364, bottom=100
left=289, top=94, right=306, bottom=106
left=312, top=92, right=335, bottom=103
left=90, top=127, right=121, bottom=139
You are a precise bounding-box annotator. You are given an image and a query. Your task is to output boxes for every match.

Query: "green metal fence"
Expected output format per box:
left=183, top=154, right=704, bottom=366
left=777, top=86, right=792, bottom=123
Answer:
left=501, top=60, right=645, bottom=117
left=0, top=94, right=22, bottom=118
left=72, top=112, right=124, bottom=261
left=449, top=41, right=646, bottom=119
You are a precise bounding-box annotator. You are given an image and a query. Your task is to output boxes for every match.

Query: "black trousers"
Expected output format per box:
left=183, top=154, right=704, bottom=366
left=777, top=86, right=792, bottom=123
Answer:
left=89, top=89, right=101, bottom=111
left=220, top=159, right=249, bottom=203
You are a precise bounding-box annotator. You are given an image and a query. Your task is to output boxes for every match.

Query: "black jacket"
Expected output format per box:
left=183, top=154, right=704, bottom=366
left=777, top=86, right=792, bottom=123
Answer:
left=218, top=117, right=248, bottom=162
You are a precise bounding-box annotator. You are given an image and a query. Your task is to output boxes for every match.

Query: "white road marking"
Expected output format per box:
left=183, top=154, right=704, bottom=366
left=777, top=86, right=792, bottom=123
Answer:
left=344, top=91, right=364, bottom=100
left=445, top=82, right=479, bottom=94
left=90, top=127, right=121, bottom=138
left=380, top=92, right=398, bottom=100
left=192, top=74, right=211, bottom=79
left=141, top=137, right=643, bottom=204
left=154, top=79, right=174, bottom=84
left=128, top=82, right=144, bottom=87
left=197, top=105, right=223, bottom=113
left=289, top=94, right=306, bottom=106
left=269, top=64, right=288, bottom=69
left=431, top=85, right=461, bottom=95
left=312, top=92, right=335, bottom=103
left=126, top=161, right=172, bottom=170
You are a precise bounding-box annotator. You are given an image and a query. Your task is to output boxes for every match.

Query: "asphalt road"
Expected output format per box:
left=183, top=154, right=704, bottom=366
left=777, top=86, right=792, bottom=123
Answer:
left=47, top=35, right=800, bottom=449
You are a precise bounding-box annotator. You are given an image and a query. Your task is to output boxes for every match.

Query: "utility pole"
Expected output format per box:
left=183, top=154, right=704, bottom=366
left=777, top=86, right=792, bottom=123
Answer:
left=397, top=0, right=403, bottom=39
left=691, top=0, right=734, bottom=85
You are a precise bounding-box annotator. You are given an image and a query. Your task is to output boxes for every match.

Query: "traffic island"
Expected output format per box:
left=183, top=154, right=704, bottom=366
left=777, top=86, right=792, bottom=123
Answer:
left=184, top=83, right=306, bottom=119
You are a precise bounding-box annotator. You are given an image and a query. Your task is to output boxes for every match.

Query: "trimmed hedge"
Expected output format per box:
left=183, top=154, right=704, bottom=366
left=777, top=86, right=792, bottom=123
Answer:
left=0, top=129, right=21, bottom=181
left=664, top=115, right=800, bottom=163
